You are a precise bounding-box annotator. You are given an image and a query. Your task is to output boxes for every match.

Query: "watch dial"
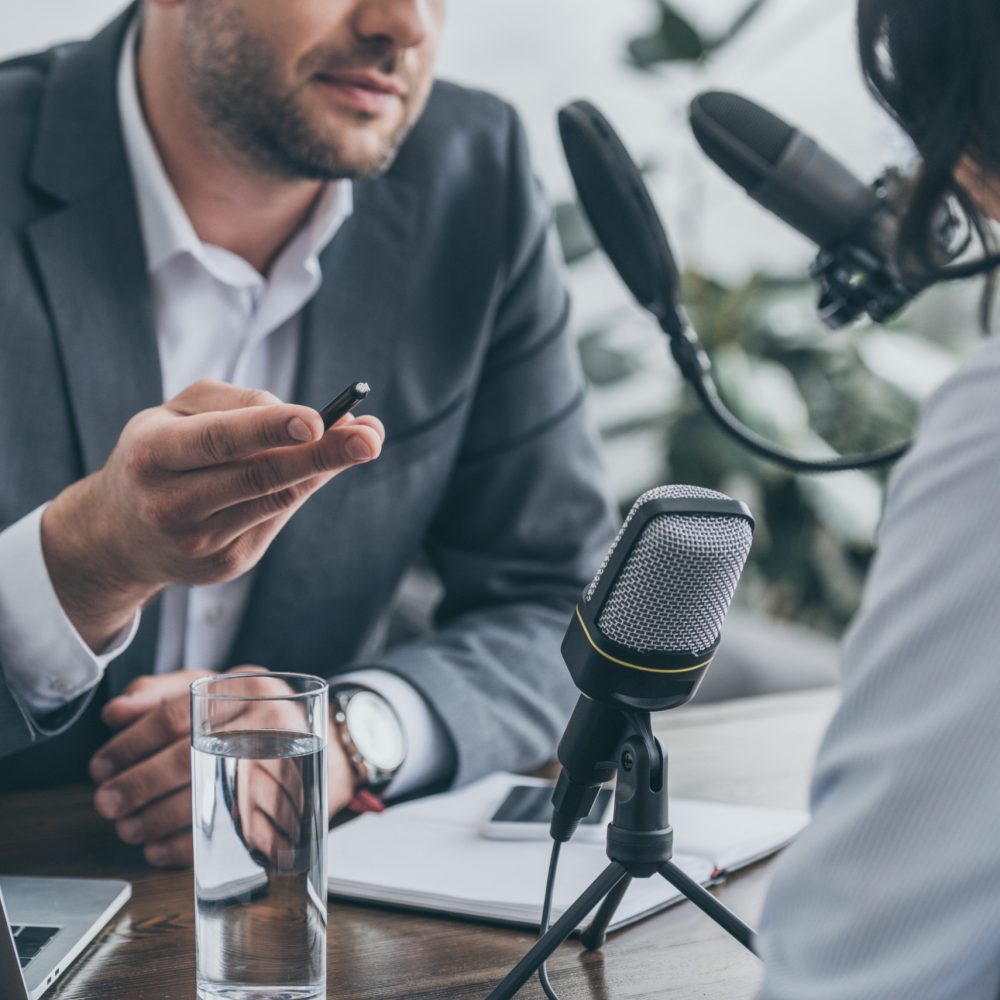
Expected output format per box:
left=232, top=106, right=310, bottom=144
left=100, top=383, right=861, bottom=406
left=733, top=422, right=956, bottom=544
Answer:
left=345, top=692, right=406, bottom=771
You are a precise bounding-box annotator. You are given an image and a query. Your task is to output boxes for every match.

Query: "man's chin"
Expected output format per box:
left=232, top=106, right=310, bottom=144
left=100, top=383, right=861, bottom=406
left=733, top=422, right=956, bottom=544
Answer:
left=308, top=87, right=416, bottom=168
left=310, top=128, right=408, bottom=180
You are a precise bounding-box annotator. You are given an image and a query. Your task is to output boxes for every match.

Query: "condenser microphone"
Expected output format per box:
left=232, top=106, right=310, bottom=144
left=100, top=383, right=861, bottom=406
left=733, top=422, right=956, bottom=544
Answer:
left=689, top=90, right=967, bottom=327
left=689, top=90, right=880, bottom=252
left=550, top=485, right=754, bottom=842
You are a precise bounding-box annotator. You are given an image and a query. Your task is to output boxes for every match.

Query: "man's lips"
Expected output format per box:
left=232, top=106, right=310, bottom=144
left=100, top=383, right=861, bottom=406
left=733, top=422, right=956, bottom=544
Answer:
left=314, top=70, right=406, bottom=115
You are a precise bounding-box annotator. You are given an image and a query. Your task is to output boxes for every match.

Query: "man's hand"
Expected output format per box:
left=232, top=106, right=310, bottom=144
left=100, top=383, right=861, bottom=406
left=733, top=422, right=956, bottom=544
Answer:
left=42, top=380, right=385, bottom=650
left=89, top=667, right=357, bottom=868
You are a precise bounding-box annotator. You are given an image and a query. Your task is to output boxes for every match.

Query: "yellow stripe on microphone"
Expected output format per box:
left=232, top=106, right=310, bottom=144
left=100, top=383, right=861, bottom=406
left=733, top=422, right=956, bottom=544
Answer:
left=575, top=608, right=713, bottom=675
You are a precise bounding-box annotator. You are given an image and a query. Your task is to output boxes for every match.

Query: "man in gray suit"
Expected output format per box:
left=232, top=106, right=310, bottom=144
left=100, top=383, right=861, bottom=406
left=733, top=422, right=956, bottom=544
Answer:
left=0, top=0, right=617, bottom=867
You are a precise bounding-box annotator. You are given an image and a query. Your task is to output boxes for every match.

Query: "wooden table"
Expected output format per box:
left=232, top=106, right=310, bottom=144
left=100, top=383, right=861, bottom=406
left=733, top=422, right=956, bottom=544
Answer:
left=1, top=689, right=837, bottom=999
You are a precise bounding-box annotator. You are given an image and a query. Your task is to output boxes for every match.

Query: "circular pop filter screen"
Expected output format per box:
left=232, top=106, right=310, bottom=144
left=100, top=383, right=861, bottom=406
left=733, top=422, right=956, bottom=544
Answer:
left=558, top=100, right=682, bottom=325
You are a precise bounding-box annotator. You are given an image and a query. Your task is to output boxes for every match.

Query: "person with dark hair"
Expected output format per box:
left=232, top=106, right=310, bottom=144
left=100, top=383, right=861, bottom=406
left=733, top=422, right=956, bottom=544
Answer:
left=757, top=2, right=1000, bottom=996
left=0, top=0, right=619, bottom=868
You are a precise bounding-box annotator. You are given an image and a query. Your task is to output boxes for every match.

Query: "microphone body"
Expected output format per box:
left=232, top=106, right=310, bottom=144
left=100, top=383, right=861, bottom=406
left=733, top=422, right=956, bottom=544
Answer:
left=743, top=130, right=880, bottom=251
left=690, top=91, right=965, bottom=327
left=690, top=91, right=880, bottom=253
left=550, top=486, right=754, bottom=842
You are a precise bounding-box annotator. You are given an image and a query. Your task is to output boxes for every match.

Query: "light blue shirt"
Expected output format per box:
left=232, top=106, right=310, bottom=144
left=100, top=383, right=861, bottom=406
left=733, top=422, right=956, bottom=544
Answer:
left=757, top=331, right=1000, bottom=998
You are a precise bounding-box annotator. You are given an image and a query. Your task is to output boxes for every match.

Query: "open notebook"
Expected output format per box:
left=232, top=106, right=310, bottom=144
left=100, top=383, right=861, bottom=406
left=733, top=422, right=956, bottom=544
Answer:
left=326, top=773, right=808, bottom=933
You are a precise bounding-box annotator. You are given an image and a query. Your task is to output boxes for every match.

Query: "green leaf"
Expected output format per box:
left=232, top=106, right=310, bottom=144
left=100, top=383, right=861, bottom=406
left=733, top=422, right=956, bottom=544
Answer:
left=627, top=0, right=771, bottom=67
left=627, top=1, right=706, bottom=69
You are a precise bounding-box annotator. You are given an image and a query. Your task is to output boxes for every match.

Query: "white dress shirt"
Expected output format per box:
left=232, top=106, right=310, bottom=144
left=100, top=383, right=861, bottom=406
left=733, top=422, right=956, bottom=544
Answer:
left=0, top=19, right=446, bottom=796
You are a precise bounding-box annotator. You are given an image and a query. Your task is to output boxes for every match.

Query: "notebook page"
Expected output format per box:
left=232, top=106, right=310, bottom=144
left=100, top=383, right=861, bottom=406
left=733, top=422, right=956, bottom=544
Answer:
left=327, top=773, right=803, bottom=930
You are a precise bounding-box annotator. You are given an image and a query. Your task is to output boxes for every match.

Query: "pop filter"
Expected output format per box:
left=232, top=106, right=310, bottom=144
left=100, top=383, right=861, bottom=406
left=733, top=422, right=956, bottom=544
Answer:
left=558, top=101, right=684, bottom=334
left=558, top=98, right=911, bottom=474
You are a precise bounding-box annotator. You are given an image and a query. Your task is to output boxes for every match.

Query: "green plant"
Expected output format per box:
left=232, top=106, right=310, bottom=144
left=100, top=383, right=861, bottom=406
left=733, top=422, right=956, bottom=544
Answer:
left=627, top=0, right=770, bottom=68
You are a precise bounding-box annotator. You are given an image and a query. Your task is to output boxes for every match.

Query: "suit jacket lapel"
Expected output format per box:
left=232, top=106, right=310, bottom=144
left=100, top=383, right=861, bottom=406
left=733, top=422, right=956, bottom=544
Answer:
left=231, top=177, right=419, bottom=670
left=27, top=189, right=162, bottom=475
left=295, top=176, right=420, bottom=416
left=25, top=5, right=163, bottom=693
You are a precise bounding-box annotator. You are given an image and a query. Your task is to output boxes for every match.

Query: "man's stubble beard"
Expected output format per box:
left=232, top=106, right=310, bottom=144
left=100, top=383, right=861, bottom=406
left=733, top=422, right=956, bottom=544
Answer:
left=182, top=0, right=420, bottom=182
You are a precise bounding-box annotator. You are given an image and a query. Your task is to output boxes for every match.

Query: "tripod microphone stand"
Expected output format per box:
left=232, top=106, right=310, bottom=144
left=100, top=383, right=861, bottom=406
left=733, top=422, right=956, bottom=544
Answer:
left=486, top=711, right=757, bottom=1000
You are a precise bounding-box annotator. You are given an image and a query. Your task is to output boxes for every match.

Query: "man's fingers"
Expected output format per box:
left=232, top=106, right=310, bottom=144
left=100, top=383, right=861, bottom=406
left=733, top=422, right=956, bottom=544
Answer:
left=168, top=380, right=282, bottom=416
left=92, top=723, right=190, bottom=814
left=100, top=696, right=149, bottom=733
left=236, top=762, right=288, bottom=864
left=275, top=755, right=306, bottom=816
left=195, top=420, right=385, bottom=517
left=242, top=763, right=302, bottom=847
left=102, top=670, right=213, bottom=731
left=340, top=414, right=385, bottom=439
left=205, top=479, right=325, bottom=550
left=94, top=694, right=189, bottom=779
left=148, top=404, right=324, bottom=472
left=144, top=830, right=194, bottom=869
left=115, top=786, right=191, bottom=847
left=246, top=807, right=296, bottom=868
left=257, top=759, right=304, bottom=843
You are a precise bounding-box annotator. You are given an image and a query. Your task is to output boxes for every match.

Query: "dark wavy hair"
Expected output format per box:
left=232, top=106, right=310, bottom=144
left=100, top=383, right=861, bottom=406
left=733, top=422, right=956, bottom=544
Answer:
left=858, top=0, right=1000, bottom=325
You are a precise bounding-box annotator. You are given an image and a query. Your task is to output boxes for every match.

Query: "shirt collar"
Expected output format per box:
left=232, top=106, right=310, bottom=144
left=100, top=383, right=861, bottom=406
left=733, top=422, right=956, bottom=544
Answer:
left=116, top=16, right=353, bottom=282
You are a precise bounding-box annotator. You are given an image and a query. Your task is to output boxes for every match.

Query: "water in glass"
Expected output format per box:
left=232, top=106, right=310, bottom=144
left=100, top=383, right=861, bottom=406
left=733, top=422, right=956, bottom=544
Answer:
left=192, top=729, right=327, bottom=1000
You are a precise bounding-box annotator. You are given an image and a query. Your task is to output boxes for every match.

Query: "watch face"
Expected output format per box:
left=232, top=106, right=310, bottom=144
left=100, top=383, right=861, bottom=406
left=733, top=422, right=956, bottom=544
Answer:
left=345, top=691, right=406, bottom=772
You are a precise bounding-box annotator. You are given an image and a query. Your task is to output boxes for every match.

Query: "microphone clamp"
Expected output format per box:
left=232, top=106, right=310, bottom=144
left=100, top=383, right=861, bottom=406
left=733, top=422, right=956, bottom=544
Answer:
left=811, top=167, right=968, bottom=328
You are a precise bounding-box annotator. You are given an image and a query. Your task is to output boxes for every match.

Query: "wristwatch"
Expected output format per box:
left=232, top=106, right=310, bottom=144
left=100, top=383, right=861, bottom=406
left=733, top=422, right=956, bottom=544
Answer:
left=330, top=684, right=407, bottom=793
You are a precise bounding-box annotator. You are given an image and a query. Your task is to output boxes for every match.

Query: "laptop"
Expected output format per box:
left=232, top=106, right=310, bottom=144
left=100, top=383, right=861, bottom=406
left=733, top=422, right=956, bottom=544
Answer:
left=0, top=876, right=130, bottom=1000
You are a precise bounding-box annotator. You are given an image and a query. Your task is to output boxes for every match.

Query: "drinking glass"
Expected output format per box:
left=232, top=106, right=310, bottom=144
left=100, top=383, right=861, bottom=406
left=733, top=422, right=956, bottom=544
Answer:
left=191, top=673, right=328, bottom=1000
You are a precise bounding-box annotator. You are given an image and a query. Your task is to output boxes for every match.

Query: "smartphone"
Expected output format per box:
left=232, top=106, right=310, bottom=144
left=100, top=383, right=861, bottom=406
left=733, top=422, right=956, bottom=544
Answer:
left=480, top=784, right=614, bottom=843
left=320, top=381, right=370, bottom=430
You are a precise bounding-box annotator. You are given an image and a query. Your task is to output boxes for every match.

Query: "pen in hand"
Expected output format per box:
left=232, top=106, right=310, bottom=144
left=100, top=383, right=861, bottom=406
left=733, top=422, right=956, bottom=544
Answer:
left=319, top=381, right=370, bottom=430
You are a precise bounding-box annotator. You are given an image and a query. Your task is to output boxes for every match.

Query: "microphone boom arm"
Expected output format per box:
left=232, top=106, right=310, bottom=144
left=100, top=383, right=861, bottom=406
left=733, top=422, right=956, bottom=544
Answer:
left=667, top=319, right=911, bottom=474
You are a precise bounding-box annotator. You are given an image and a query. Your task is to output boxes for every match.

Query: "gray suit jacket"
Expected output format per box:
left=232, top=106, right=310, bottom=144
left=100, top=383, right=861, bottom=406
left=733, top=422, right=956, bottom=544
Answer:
left=0, top=8, right=618, bottom=790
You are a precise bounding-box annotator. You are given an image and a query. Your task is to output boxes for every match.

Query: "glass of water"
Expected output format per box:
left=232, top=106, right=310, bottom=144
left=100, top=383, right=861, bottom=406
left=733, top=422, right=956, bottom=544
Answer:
left=191, top=673, right=329, bottom=1000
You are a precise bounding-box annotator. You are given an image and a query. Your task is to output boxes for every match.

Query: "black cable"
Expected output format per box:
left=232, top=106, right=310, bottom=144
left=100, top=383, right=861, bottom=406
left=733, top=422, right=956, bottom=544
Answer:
left=667, top=326, right=912, bottom=474
left=538, top=839, right=563, bottom=1000
left=690, top=373, right=911, bottom=473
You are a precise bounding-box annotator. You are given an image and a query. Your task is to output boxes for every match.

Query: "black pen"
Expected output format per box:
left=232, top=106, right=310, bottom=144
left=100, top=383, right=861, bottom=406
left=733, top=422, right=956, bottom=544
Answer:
left=319, top=381, right=370, bottom=430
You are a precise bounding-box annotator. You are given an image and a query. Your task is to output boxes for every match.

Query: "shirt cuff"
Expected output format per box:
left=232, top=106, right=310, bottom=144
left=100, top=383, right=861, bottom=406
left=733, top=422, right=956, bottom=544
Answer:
left=334, top=668, right=455, bottom=799
left=0, top=504, right=140, bottom=717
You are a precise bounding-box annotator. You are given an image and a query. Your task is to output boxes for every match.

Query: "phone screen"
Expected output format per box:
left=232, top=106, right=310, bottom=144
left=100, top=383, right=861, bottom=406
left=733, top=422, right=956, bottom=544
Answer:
left=490, top=785, right=613, bottom=826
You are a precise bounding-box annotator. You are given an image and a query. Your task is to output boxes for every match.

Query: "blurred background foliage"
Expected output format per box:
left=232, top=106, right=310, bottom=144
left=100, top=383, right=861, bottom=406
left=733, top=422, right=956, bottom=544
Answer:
left=558, top=0, right=972, bottom=636
left=627, top=0, right=771, bottom=68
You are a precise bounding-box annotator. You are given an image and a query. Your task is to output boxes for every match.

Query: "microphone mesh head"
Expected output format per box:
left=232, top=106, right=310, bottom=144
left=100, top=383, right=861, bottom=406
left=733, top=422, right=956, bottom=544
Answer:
left=690, top=92, right=795, bottom=189
left=586, top=486, right=753, bottom=654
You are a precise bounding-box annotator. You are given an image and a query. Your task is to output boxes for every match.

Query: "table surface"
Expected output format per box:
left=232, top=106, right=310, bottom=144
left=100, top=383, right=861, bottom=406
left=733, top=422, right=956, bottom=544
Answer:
left=1, top=688, right=838, bottom=999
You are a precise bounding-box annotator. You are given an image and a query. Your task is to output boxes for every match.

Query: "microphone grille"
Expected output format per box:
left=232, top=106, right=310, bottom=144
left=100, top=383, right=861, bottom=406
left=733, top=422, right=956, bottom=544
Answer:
left=586, top=486, right=753, bottom=654
left=690, top=91, right=795, bottom=189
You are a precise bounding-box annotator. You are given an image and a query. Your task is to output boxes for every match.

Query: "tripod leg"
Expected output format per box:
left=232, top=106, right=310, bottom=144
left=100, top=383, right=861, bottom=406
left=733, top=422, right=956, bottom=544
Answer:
left=486, top=862, right=629, bottom=1000
left=579, top=874, right=632, bottom=951
left=659, top=860, right=757, bottom=955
